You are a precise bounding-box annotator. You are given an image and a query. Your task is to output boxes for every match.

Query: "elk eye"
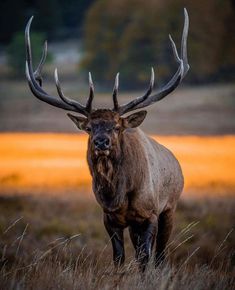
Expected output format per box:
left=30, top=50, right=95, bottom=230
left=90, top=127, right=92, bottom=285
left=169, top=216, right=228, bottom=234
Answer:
left=85, top=127, right=91, bottom=133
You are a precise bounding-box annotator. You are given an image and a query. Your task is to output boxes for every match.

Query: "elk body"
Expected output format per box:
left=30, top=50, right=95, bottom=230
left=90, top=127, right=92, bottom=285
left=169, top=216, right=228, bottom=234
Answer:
left=25, top=9, right=189, bottom=271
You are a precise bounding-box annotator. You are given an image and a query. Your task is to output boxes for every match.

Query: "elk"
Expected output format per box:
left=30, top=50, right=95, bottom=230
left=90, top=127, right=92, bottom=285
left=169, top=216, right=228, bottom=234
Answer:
left=25, top=9, right=189, bottom=271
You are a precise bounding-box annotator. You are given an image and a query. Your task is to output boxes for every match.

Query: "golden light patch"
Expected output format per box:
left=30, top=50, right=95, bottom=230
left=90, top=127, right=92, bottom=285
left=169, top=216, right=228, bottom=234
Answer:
left=0, top=133, right=234, bottom=196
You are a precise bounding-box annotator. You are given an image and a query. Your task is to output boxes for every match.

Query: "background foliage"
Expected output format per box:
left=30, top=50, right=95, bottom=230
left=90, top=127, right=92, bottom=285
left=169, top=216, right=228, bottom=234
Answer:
left=6, top=32, right=51, bottom=75
left=82, top=0, right=235, bottom=86
left=0, top=0, right=94, bottom=42
left=1, top=0, right=235, bottom=86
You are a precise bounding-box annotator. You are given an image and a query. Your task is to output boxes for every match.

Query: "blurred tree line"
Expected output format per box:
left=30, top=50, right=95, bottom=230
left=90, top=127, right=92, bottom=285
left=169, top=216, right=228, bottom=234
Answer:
left=0, top=0, right=94, bottom=42
left=1, top=0, right=94, bottom=75
left=1, top=0, right=234, bottom=85
left=81, top=0, right=235, bottom=86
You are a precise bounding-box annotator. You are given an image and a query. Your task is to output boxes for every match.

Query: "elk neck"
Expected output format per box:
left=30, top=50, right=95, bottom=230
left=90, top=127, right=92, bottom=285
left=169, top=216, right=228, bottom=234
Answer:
left=86, top=135, right=128, bottom=212
left=87, top=135, right=124, bottom=189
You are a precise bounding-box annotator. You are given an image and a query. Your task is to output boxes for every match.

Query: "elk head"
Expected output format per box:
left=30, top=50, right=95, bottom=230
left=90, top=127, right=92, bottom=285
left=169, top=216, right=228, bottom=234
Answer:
left=25, top=9, right=189, bottom=158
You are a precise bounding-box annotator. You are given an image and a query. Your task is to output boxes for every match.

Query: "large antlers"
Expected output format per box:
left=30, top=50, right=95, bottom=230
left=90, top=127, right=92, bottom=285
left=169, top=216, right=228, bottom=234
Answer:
left=26, top=9, right=189, bottom=117
left=25, top=16, right=93, bottom=117
left=114, top=8, right=190, bottom=116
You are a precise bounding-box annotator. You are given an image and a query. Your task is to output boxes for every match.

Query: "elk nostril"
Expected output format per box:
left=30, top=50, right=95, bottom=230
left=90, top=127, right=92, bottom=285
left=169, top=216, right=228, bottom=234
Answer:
left=94, top=137, right=110, bottom=149
left=104, top=139, right=110, bottom=147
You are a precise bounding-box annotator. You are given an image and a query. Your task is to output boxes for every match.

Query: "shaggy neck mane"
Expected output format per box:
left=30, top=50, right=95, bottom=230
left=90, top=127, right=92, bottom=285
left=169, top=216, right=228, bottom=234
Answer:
left=96, top=156, right=115, bottom=184
left=88, top=138, right=123, bottom=188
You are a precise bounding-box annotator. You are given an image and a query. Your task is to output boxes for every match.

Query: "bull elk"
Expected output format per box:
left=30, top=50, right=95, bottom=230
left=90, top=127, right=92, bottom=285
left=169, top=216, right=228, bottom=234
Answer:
left=25, top=9, right=189, bottom=271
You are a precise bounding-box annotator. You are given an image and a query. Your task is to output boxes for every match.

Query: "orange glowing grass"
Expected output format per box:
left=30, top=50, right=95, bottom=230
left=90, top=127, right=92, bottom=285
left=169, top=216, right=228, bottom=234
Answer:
left=0, top=133, right=234, bottom=196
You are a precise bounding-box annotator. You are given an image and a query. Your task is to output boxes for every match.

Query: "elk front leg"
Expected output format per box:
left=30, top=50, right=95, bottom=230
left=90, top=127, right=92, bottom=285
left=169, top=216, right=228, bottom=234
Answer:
left=155, top=209, right=173, bottom=266
left=129, top=215, right=157, bottom=272
left=103, top=213, right=125, bottom=267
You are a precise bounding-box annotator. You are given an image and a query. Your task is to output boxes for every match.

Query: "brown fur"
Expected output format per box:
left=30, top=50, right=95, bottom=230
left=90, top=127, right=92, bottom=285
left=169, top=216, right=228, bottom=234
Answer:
left=96, top=157, right=114, bottom=184
left=25, top=9, right=189, bottom=271
left=71, top=109, right=184, bottom=269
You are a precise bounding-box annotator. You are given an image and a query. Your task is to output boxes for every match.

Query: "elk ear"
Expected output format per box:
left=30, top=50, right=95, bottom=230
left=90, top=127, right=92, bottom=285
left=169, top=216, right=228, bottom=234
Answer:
left=123, top=110, right=147, bottom=128
left=67, top=113, right=88, bottom=130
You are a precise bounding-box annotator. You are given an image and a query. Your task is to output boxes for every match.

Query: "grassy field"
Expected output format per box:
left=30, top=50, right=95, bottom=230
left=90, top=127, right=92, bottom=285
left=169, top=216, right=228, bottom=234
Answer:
left=0, top=133, right=234, bottom=289
left=0, top=194, right=234, bottom=289
left=0, top=82, right=234, bottom=288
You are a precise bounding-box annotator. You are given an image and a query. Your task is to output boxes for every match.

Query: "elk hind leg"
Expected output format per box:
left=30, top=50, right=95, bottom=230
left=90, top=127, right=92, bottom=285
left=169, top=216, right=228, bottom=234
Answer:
left=155, top=209, right=173, bottom=266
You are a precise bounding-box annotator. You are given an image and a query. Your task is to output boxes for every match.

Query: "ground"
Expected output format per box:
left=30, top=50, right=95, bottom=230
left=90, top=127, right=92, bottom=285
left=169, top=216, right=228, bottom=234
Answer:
left=0, top=193, right=234, bottom=289
left=0, top=81, right=234, bottom=289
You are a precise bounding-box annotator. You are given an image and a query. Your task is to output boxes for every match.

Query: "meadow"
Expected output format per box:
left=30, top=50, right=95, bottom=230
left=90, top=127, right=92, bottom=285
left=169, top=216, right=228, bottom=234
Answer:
left=0, top=133, right=234, bottom=289
left=0, top=82, right=234, bottom=289
left=0, top=193, right=234, bottom=289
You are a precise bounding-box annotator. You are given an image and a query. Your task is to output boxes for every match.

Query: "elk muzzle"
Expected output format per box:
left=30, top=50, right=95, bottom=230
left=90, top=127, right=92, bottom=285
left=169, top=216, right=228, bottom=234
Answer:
left=93, top=136, right=111, bottom=155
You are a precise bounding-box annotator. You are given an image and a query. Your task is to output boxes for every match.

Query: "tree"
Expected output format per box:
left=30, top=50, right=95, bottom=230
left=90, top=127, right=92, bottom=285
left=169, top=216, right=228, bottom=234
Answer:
left=81, top=0, right=235, bottom=86
left=0, top=0, right=95, bottom=44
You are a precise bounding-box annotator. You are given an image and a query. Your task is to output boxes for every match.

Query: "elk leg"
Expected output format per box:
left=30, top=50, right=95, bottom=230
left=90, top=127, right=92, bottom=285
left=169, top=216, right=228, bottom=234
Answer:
left=129, top=226, right=139, bottom=256
left=129, top=216, right=157, bottom=272
left=155, top=209, right=173, bottom=266
left=103, top=213, right=125, bottom=267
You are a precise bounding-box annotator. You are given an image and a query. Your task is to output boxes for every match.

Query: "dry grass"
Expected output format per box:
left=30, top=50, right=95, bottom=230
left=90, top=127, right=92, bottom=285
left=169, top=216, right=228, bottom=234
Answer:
left=0, top=134, right=235, bottom=196
left=0, top=133, right=234, bottom=288
left=0, top=194, right=234, bottom=289
left=0, top=81, right=235, bottom=288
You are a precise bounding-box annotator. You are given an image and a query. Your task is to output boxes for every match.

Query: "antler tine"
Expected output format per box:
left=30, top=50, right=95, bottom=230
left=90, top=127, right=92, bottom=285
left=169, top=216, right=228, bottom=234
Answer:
left=25, top=16, right=45, bottom=92
left=156, top=8, right=189, bottom=90
left=168, top=8, right=189, bottom=78
left=117, top=8, right=189, bottom=115
left=118, top=68, right=155, bottom=115
left=25, top=17, right=46, bottom=88
left=181, top=8, right=190, bottom=76
left=85, top=72, right=94, bottom=113
left=54, top=68, right=89, bottom=116
left=25, top=16, right=91, bottom=116
left=161, top=36, right=184, bottom=92
left=113, top=73, right=119, bottom=111
left=34, top=41, right=47, bottom=86
left=169, top=35, right=181, bottom=64
left=25, top=16, right=34, bottom=68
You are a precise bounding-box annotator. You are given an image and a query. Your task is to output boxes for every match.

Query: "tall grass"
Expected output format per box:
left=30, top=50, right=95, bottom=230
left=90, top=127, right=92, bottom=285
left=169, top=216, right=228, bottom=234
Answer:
left=0, top=195, right=234, bottom=289
left=0, top=229, right=233, bottom=289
